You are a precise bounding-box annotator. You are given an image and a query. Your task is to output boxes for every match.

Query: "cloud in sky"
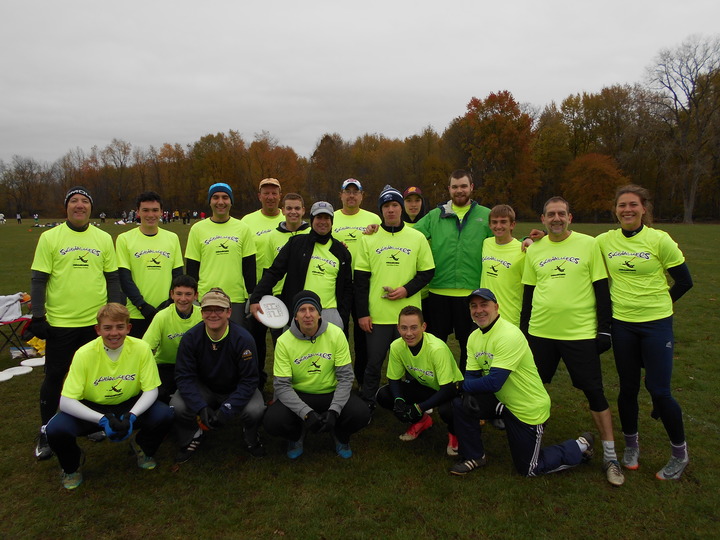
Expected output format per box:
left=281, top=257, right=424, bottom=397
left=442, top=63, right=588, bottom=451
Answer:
left=1, top=0, right=718, bottom=163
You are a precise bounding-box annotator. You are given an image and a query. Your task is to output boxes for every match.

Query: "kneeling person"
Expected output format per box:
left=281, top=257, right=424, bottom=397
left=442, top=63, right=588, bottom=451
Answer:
left=264, top=291, right=370, bottom=459
left=46, top=303, right=173, bottom=490
left=377, top=306, right=463, bottom=455
left=451, top=289, right=594, bottom=477
left=171, top=288, right=266, bottom=462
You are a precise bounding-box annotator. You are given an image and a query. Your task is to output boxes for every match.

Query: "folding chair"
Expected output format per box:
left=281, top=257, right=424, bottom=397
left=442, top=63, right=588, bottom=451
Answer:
left=0, top=316, right=32, bottom=359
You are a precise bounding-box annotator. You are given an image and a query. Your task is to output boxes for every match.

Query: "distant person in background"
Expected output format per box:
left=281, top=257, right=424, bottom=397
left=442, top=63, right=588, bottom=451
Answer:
left=185, top=182, right=256, bottom=326
left=29, top=186, right=123, bottom=461
left=99, top=212, right=106, bottom=223
left=596, top=185, right=693, bottom=480
left=116, top=191, right=184, bottom=338
left=401, top=186, right=427, bottom=225
left=17, top=212, right=22, bottom=224
left=45, top=303, right=173, bottom=490
left=34, top=213, right=39, bottom=225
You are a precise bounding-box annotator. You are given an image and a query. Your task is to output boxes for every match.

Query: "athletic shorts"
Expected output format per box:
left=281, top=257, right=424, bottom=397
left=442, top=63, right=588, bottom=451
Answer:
left=527, top=335, right=603, bottom=393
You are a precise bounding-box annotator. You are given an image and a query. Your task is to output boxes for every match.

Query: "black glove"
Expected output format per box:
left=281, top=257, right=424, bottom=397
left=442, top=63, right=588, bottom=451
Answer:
left=318, top=410, right=339, bottom=433
left=304, top=411, right=323, bottom=433
left=406, top=403, right=423, bottom=423
left=199, top=407, right=218, bottom=430
left=98, top=414, right=129, bottom=441
left=116, top=412, right=137, bottom=440
left=462, top=394, right=483, bottom=419
left=139, top=303, right=158, bottom=322
left=393, top=398, right=411, bottom=422
left=28, top=316, right=50, bottom=340
left=596, top=333, right=612, bottom=354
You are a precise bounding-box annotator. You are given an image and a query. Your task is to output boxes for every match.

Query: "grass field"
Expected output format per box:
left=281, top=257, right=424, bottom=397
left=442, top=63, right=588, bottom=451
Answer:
left=0, top=219, right=718, bottom=539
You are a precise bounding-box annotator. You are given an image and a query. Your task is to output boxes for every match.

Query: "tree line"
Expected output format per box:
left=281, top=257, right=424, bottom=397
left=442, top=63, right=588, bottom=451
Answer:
left=2, top=35, right=719, bottom=223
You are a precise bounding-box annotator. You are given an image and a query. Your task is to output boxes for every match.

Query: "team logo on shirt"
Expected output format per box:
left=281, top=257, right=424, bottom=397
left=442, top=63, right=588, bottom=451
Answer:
left=204, top=235, right=239, bottom=255
left=474, top=351, right=493, bottom=371
left=408, top=366, right=434, bottom=381
left=255, top=229, right=272, bottom=237
left=375, top=245, right=412, bottom=267
left=294, top=352, right=332, bottom=371
left=607, top=250, right=650, bottom=273
left=538, top=256, right=579, bottom=279
left=310, top=255, right=337, bottom=276
left=483, top=255, right=511, bottom=277
left=242, top=349, right=253, bottom=361
left=60, top=246, right=101, bottom=268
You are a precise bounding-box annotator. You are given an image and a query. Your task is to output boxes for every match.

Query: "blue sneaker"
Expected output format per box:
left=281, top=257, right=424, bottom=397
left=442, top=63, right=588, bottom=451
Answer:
left=287, top=439, right=304, bottom=460
left=335, top=441, right=352, bottom=459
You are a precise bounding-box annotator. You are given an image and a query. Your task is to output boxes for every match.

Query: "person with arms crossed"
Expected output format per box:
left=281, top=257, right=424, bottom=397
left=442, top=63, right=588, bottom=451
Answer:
left=354, top=185, right=435, bottom=408
left=29, top=186, right=123, bottom=460
left=116, top=191, right=184, bottom=338
left=597, top=185, right=693, bottom=480
left=185, top=183, right=256, bottom=326
left=377, top=306, right=463, bottom=455
left=332, top=178, right=382, bottom=384
left=450, top=289, right=595, bottom=477
left=250, top=201, right=352, bottom=331
left=520, top=196, right=624, bottom=487
left=264, top=291, right=371, bottom=459
left=142, top=274, right=203, bottom=403
left=172, top=288, right=266, bottom=462
left=45, top=303, right=174, bottom=489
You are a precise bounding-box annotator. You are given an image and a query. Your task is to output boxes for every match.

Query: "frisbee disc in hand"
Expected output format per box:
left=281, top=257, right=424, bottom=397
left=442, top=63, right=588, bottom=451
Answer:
left=255, top=295, right=289, bottom=329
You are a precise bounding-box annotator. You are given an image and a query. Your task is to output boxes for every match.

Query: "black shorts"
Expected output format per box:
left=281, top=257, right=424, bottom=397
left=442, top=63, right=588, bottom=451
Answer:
left=527, top=335, right=604, bottom=393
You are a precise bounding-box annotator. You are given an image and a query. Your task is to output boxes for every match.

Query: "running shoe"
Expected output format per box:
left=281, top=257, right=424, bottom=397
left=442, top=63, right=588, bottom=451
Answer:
left=130, top=439, right=157, bottom=470
left=175, top=433, right=204, bottom=463
left=656, top=455, right=689, bottom=480
left=61, top=470, right=83, bottom=490
left=34, top=428, right=53, bottom=461
left=578, top=431, right=595, bottom=462
left=399, top=413, right=433, bottom=441
left=622, top=447, right=640, bottom=470
left=603, top=459, right=625, bottom=486
left=446, top=433, right=459, bottom=456
left=450, top=456, right=487, bottom=476
left=287, top=439, right=304, bottom=460
left=335, top=441, right=352, bottom=459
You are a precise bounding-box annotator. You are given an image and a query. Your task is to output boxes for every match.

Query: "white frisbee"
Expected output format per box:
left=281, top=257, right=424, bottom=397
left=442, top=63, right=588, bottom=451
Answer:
left=21, top=357, right=45, bottom=367
left=2, top=365, right=33, bottom=376
left=0, top=371, right=13, bottom=382
left=256, top=295, right=289, bottom=329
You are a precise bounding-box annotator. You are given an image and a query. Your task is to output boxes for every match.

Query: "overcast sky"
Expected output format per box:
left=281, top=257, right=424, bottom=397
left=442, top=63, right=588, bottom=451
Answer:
left=2, top=1, right=719, bottom=165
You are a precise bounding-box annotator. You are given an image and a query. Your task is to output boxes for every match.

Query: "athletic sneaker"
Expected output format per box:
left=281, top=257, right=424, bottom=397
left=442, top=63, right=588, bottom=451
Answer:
left=175, top=433, right=204, bottom=463
left=491, top=419, right=506, bottom=430
left=399, top=413, right=433, bottom=441
left=61, top=470, right=83, bottom=490
left=578, top=432, right=595, bottom=462
left=603, top=459, right=625, bottom=486
left=86, top=431, right=106, bottom=443
left=656, top=455, right=689, bottom=480
left=622, top=447, right=640, bottom=470
left=246, top=440, right=267, bottom=458
left=335, top=441, right=352, bottom=459
left=287, top=439, right=304, bottom=460
left=449, top=456, right=487, bottom=476
left=35, top=429, right=53, bottom=461
left=446, top=433, right=459, bottom=457
left=130, top=440, right=157, bottom=470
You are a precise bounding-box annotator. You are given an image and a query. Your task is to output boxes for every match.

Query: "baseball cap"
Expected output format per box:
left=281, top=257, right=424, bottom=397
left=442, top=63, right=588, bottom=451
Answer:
left=403, top=186, right=423, bottom=198
left=259, top=178, right=281, bottom=189
left=310, top=201, right=334, bottom=218
left=341, top=178, right=362, bottom=191
left=467, top=288, right=498, bottom=303
left=201, top=288, right=231, bottom=309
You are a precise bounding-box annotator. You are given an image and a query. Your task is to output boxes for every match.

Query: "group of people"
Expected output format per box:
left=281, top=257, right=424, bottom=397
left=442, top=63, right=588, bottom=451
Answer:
left=28, top=172, right=692, bottom=490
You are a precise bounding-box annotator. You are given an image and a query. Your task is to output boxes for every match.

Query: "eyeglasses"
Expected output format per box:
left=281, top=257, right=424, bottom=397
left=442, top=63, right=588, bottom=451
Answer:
left=201, top=307, right=227, bottom=314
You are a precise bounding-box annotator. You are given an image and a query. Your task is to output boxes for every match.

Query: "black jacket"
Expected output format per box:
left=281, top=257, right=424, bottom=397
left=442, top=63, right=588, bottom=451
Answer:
left=250, top=230, right=353, bottom=328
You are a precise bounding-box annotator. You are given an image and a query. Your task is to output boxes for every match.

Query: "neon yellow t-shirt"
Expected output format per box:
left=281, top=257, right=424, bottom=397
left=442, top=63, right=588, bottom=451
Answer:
left=596, top=227, right=685, bottom=323
left=387, top=332, right=463, bottom=390
left=304, top=242, right=339, bottom=309
left=142, top=305, right=203, bottom=365
left=480, top=237, right=525, bottom=327
left=466, top=318, right=550, bottom=425
left=332, top=209, right=381, bottom=269
left=240, top=210, right=284, bottom=281
left=263, top=226, right=310, bottom=295
left=115, top=227, right=184, bottom=318
left=274, top=323, right=351, bottom=394
left=522, top=232, right=607, bottom=340
left=62, top=336, right=160, bottom=404
left=354, top=226, right=435, bottom=324
left=185, top=217, right=256, bottom=302
left=31, top=223, right=118, bottom=327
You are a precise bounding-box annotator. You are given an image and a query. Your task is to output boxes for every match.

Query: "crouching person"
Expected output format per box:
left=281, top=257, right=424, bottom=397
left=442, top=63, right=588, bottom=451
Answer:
left=376, top=306, right=463, bottom=455
left=171, top=288, right=266, bottom=463
left=450, top=289, right=594, bottom=477
left=46, top=303, right=173, bottom=490
left=264, top=290, right=370, bottom=459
